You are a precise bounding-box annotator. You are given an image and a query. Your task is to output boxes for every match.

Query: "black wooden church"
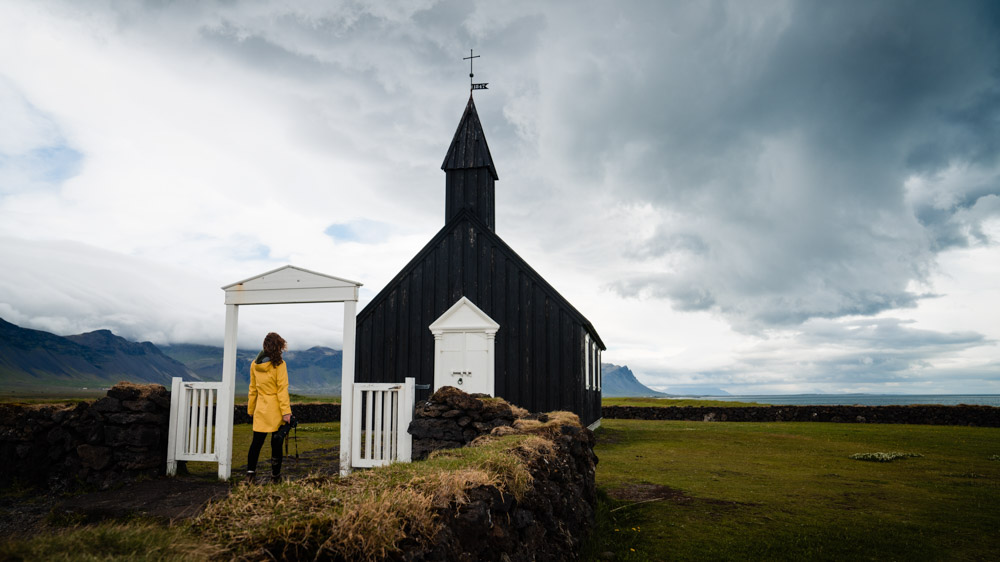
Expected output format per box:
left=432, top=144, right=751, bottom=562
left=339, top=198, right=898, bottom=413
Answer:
left=355, top=94, right=606, bottom=427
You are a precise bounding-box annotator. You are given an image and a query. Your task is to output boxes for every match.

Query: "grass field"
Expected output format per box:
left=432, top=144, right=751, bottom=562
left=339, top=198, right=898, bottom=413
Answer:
left=184, top=421, right=342, bottom=477
left=586, top=419, right=1000, bottom=561
left=3, top=417, right=999, bottom=560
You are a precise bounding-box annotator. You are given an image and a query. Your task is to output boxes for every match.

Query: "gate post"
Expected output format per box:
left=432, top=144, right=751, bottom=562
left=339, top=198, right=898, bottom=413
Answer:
left=216, top=304, right=239, bottom=481
left=398, top=377, right=415, bottom=463
left=166, top=377, right=182, bottom=475
left=340, top=299, right=357, bottom=476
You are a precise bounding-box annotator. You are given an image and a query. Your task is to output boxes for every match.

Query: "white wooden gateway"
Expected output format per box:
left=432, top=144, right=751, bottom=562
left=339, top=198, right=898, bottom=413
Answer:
left=429, top=297, right=499, bottom=396
left=166, top=265, right=364, bottom=480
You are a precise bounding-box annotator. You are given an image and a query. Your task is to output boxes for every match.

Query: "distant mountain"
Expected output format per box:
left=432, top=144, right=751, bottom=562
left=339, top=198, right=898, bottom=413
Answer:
left=0, top=317, right=198, bottom=391
left=662, top=386, right=731, bottom=396
left=601, top=363, right=667, bottom=397
left=158, top=343, right=258, bottom=385
left=160, top=344, right=342, bottom=394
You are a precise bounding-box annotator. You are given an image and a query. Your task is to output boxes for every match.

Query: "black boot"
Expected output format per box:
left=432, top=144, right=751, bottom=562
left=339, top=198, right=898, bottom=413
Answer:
left=271, top=460, right=282, bottom=483
left=244, top=470, right=256, bottom=485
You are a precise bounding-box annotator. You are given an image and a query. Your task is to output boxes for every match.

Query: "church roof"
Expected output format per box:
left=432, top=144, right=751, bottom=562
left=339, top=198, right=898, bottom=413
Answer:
left=441, top=95, right=499, bottom=180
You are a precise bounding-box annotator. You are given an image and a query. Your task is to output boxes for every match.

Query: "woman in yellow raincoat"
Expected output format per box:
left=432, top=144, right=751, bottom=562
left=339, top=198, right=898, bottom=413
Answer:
left=246, top=332, right=292, bottom=483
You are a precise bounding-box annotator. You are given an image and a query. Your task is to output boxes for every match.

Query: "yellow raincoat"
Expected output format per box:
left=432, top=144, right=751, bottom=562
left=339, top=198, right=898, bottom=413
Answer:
left=247, top=359, right=291, bottom=433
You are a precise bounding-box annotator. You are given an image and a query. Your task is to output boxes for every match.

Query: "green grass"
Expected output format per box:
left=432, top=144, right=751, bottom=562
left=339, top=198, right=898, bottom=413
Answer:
left=587, top=420, right=1000, bottom=560
left=603, top=397, right=764, bottom=407
left=0, top=520, right=220, bottom=561
left=183, top=421, right=342, bottom=477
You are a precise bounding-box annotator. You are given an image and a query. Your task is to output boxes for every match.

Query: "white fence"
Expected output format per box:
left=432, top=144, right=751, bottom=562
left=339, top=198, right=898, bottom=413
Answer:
left=166, top=378, right=224, bottom=475
left=351, top=377, right=415, bottom=468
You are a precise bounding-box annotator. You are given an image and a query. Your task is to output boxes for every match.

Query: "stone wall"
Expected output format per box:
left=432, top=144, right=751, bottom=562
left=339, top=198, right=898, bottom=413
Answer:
left=233, top=403, right=340, bottom=425
left=0, top=382, right=169, bottom=491
left=400, top=387, right=598, bottom=561
left=407, top=387, right=531, bottom=460
left=603, top=404, right=1000, bottom=426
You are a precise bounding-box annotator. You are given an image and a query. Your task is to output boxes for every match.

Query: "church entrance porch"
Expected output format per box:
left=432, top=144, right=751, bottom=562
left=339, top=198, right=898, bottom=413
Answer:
left=429, top=297, right=499, bottom=396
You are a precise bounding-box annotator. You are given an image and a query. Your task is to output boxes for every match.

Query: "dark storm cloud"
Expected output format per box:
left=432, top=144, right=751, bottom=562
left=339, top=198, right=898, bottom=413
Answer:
left=580, top=0, right=1000, bottom=329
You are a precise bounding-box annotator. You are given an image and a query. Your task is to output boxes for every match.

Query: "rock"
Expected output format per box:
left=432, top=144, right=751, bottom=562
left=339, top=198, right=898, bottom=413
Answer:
left=513, top=508, right=534, bottom=529
left=113, top=448, right=162, bottom=470
left=106, top=411, right=167, bottom=425
left=432, top=386, right=484, bottom=413
left=122, top=399, right=159, bottom=413
left=104, top=425, right=160, bottom=448
left=92, top=397, right=122, bottom=413
left=77, top=444, right=112, bottom=470
left=46, top=426, right=70, bottom=446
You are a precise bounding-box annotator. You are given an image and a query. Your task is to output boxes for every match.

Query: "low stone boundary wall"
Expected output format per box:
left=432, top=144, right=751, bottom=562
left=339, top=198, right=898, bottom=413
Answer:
left=0, top=382, right=169, bottom=491
left=233, top=403, right=340, bottom=425
left=400, top=387, right=598, bottom=561
left=603, top=404, right=1000, bottom=427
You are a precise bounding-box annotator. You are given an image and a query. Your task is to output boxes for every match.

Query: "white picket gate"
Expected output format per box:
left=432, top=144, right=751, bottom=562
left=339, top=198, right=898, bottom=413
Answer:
left=351, top=377, right=415, bottom=468
left=166, top=378, right=225, bottom=475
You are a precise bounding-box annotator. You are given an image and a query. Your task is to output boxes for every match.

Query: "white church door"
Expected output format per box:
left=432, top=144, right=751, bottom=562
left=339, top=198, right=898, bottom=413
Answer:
left=429, top=297, right=499, bottom=396
left=440, top=332, right=491, bottom=393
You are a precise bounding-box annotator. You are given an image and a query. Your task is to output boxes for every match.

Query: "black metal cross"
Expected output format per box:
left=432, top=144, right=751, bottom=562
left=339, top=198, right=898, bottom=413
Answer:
left=463, top=49, right=480, bottom=82
left=464, top=49, right=488, bottom=91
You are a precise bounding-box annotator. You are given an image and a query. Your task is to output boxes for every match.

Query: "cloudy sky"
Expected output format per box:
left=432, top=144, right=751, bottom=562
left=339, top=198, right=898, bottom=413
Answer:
left=2, top=0, right=998, bottom=394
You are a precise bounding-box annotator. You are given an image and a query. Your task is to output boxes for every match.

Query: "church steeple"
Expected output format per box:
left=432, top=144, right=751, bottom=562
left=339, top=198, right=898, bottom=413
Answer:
left=442, top=95, right=498, bottom=230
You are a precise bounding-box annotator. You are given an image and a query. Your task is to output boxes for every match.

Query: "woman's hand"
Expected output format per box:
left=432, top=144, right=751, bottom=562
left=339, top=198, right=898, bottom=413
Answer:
left=283, top=414, right=292, bottom=423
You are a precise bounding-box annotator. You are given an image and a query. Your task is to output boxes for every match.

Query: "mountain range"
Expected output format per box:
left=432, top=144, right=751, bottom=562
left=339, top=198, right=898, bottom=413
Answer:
left=0, top=318, right=662, bottom=397
left=0, top=317, right=193, bottom=392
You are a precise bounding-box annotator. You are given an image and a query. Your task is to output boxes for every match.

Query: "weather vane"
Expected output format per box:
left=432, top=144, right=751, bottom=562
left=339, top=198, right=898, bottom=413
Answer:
left=464, top=49, right=488, bottom=91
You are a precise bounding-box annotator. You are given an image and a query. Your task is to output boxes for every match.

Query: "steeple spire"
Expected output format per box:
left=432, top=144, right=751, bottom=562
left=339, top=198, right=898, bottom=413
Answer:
left=442, top=95, right=498, bottom=230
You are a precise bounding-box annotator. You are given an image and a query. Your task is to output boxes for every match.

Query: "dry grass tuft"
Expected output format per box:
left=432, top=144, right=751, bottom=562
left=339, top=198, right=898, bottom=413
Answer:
left=510, top=404, right=530, bottom=418
left=112, top=380, right=163, bottom=399
left=513, top=411, right=582, bottom=437
left=194, top=433, right=558, bottom=560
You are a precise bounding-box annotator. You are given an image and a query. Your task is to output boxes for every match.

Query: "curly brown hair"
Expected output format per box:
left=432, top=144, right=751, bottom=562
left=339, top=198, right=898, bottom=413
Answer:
left=262, top=332, right=287, bottom=367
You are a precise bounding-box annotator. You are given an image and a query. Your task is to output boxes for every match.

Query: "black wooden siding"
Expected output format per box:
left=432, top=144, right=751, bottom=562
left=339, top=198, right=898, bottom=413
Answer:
left=356, top=211, right=603, bottom=426
left=445, top=168, right=495, bottom=231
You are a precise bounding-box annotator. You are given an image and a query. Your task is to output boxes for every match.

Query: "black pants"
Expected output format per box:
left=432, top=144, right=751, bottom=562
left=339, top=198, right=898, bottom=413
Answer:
left=247, top=430, right=284, bottom=474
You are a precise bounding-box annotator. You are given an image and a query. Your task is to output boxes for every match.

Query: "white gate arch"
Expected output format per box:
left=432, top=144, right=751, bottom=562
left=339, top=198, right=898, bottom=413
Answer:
left=166, top=265, right=362, bottom=480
